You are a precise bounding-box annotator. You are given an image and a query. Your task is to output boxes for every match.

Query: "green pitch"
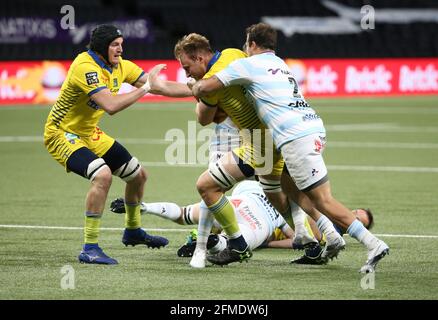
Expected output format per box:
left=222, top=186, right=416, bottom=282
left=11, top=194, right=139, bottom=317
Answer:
left=0, top=96, right=437, bottom=300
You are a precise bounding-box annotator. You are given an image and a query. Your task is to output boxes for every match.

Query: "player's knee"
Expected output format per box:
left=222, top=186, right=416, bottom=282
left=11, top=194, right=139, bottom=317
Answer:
left=114, top=156, right=141, bottom=182
left=87, top=158, right=110, bottom=181
left=196, top=172, right=218, bottom=197
left=196, top=173, right=209, bottom=195
left=206, top=160, right=237, bottom=190
left=93, top=166, right=112, bottom=190
left=138, top=167, right=148, bottom=183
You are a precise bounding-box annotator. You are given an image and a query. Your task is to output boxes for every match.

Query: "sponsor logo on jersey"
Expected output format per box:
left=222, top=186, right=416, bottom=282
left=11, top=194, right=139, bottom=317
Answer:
left=85, top=72, right=99, bottom=85
left=64, top=132, right=79, bottom=144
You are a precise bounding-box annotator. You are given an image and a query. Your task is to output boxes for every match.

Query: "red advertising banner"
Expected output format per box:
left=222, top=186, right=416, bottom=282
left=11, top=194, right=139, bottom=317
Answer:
left=1, top=58, right=437, bottom=105
left=285, top=58, right=438, bottom=96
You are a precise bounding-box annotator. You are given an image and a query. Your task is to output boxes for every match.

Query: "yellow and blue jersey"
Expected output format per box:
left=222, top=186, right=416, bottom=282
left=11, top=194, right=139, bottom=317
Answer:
left=44, top=50, right=144, bottom=138
left=201, top=49, right=264, bottom=131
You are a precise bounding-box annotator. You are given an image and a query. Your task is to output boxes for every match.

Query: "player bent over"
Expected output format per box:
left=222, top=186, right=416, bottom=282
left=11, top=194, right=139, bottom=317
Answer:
left=111, top=183, right=374, bottom=265
left=43, top=25, right=192, bottom=264
left=170, top=34, right=307, bottom=267
left=192, top=23, right=389, bottom=273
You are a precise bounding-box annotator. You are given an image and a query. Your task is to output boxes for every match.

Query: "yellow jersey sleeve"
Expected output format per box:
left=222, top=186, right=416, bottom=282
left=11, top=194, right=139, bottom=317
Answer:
left=201, top=49, right=247, bottom=106
left=70, top=61, right=107, bottom=96
left=121, top=59, right=145, bottom=85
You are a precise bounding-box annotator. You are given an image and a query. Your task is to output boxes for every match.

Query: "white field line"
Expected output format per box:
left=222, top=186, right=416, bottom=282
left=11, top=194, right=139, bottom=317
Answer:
left=1, top=136, right=437, bottom=172
left=0, top=224, right=188, bottom=232
left=2, top=135, right=438, bottom=149
left=0, top=224, right=437, bottom=239
left=138, top=161, right=438, bottom=173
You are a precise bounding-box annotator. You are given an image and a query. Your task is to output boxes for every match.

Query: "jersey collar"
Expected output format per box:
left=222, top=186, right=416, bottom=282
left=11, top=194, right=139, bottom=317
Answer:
left=87, top=50, right=113, bottom=73
left=206, top=51, right=221, bottom=73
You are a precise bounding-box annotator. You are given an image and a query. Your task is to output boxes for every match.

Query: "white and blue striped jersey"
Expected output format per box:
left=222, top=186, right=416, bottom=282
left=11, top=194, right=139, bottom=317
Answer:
left=215, top=52, right=325, bottom=149
left=231, top=181, right=286, bottom=239
left=208, top=117, right=241, bottom=164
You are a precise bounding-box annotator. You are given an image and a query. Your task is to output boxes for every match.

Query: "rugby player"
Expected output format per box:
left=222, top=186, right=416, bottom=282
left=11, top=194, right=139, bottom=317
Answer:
left=191, top=23, right=389, bottom=273
left=164, top=34, right=327, bottom=268
left=43, top=24, right=192, bottom=264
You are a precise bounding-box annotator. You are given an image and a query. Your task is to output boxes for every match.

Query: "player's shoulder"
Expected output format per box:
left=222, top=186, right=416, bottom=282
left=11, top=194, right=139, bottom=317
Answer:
left=220, top=48, right=247, bottom=60
left=204, top=48, right=247, bottom=79
left=118, top=56, right=136, bottom=68
left=73, top=51, right=94, bottom=65
left=71, top=52, right=99, bottom=72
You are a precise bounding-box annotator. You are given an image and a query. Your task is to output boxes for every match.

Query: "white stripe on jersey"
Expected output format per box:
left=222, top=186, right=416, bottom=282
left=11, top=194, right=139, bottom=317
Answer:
left=215, top=52, right=326, bottom=149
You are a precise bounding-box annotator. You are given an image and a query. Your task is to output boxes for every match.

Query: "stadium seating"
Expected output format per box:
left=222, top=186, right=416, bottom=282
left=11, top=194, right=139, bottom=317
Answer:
left=1, top=0, right=437, bottom=60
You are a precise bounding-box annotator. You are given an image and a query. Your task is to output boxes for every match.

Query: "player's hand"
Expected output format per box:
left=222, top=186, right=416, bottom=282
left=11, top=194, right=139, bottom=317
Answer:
left=187, top=77, right=196, bottom=90
left=147, top=64, right=167, bottom=90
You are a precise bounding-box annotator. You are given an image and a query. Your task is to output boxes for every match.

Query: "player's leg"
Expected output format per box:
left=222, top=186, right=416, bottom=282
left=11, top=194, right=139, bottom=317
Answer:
left=110, top=197, right=199, bottom=226
left=196, top=151, right=250, bottom=254
left=101, top=140, right=168, bottom=248
left=305, top=181, right=389, bottom=272
left=282, top=133, right=389, bottom=271
left=65, top=147, right=118, bottom=265
left=208, top=223, right=255, bottom=255
left=45, top=130, right=117, bottom=264
left=259, top=151, right=317, bottom=250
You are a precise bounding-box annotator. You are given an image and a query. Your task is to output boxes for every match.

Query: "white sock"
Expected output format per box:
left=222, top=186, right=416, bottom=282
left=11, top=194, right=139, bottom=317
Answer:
left=289, top=201, right=307, bottom=233
left=316, top=215, right=341, bottom=244
left=289, top=201, right=316, bottom=242
left=208, top=235, right=227, bottom=254
left=196, top=201, right=215, bottom=250
left=347, top=219, right=380, bottom=250
left=141, top=202, right=181, bottom=221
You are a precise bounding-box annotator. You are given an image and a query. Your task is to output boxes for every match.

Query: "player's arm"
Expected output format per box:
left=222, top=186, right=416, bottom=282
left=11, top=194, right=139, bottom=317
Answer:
left=265, top=238, right=293, bottom=249
left=90, top=87, right=148, bottom=115
left=193, top=59, right=249, bottom=97
left=265, top=225, right=294, bottom=248
left=213, top=107, right=228, bottom=124
left=134, top=64, right=192, bottom=97
left=192, top=75, right=224, bottom=97
left=196, top=100, right=217, bottom=126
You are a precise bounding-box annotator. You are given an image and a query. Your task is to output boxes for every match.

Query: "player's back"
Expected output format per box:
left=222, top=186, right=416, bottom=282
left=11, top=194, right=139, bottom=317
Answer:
left=202, top=49, right=264, bottom=130
left=217, top=52, right=325, bottom=149
left=231, top=181, right=285, bottom=233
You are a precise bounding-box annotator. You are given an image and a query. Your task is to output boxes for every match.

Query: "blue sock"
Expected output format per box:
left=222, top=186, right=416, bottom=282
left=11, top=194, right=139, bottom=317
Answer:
left=229, top=235, right=247, bottom=251
left=347, top=219, right=366, bottom=238
left=83, top=243, right=99, bottom=251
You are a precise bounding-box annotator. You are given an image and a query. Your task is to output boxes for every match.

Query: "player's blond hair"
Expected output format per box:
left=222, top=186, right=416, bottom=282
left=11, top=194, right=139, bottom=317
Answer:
left=174, top=33, right=213, bottom=60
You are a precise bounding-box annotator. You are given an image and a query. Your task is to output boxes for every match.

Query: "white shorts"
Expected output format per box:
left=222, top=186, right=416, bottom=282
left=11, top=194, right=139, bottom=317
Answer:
left=281, top=133, right=328, bottom=191
left=209, top=118, right=241, bottom=164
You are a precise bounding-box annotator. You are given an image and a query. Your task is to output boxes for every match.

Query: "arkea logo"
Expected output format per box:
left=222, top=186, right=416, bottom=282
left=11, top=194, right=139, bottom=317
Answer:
left=268, top=68, right=280, bottom=75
